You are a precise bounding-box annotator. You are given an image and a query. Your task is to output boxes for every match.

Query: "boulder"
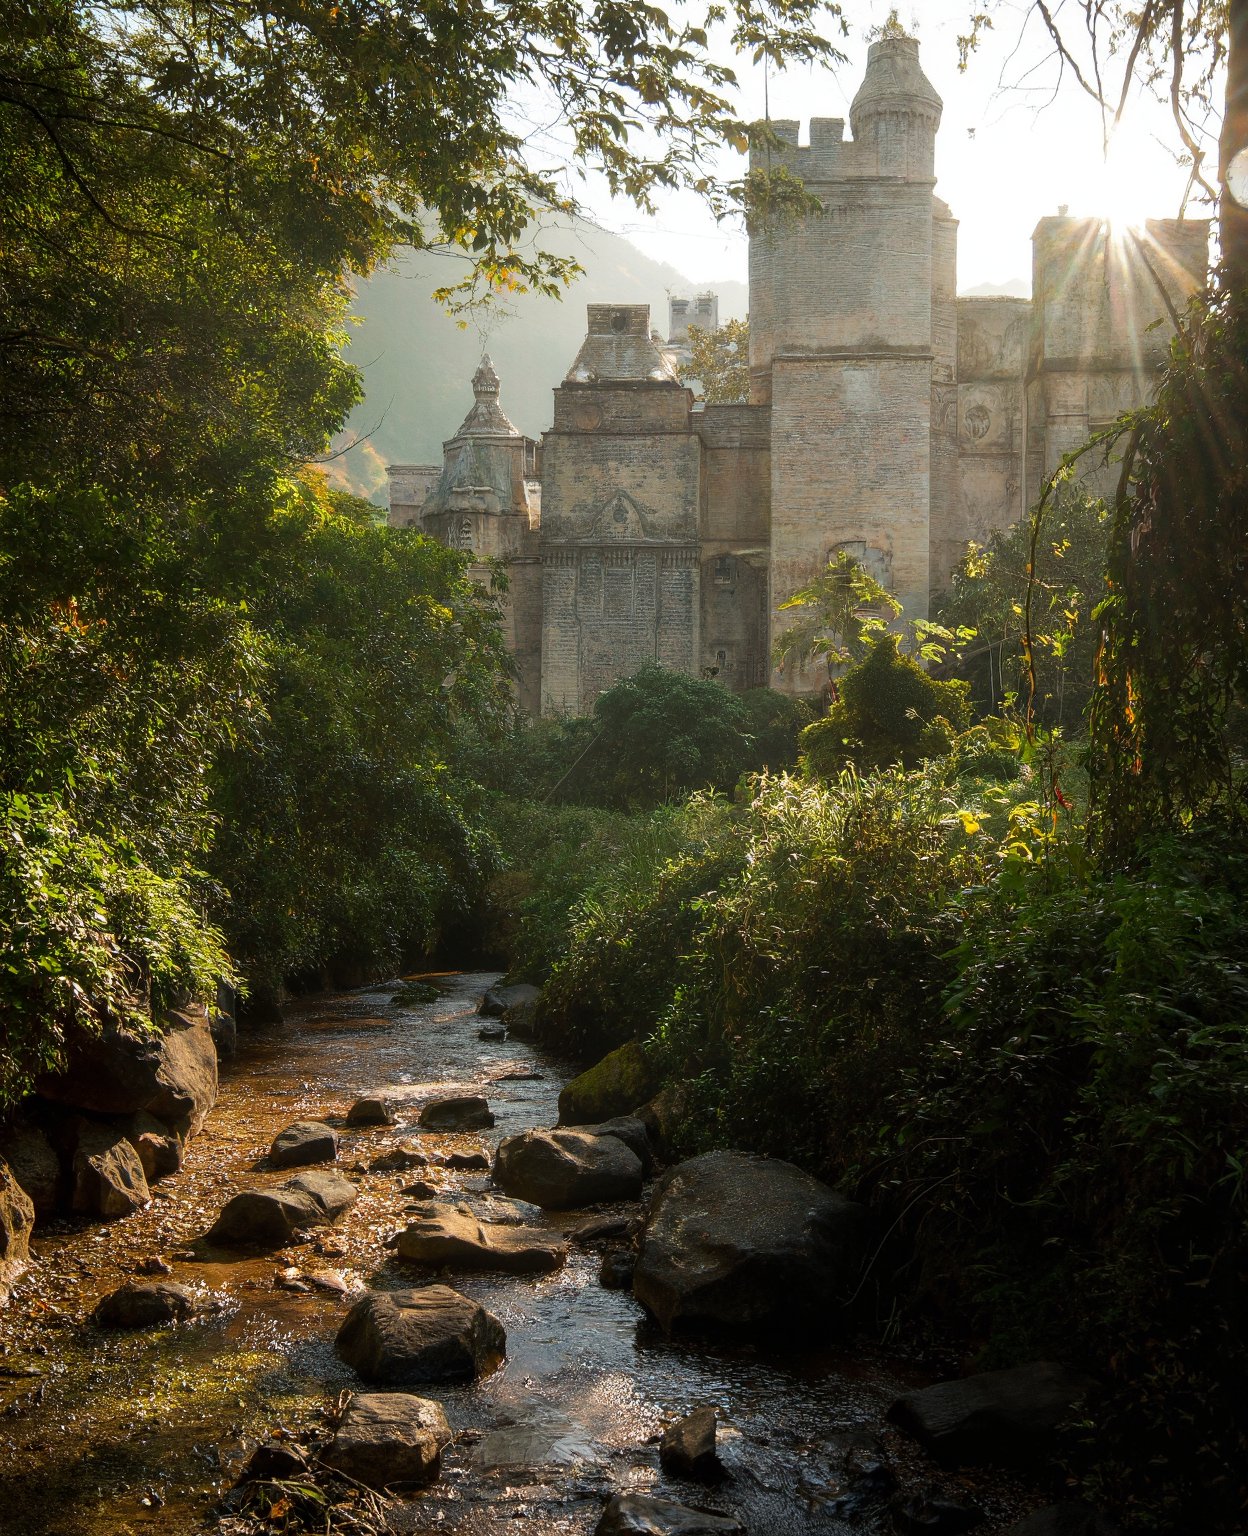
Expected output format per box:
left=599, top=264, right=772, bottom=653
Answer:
left=208, top=1170, right=357, bottom=1246
left=92, top=1279, right=197, bottom=1328
left=370, top=1143, right=428, bottom=1172
left=419, top=1095, right=494, bottom=1132
left=335, top=1285, right=505, bottom=1383
left=599, top=1250, right=635, bottom=1290
left=479, top=982, right=540, bottom=1018
left=238, top=1443, right=310, bottom=1483
left=888, top=1362, right=1097, bottom=1467
left=0, top=1158, right=35, bottom=1301
left=577, top=1116, right=654, bottom=1173
left=632, top=1150, right=868, bottom=1334
left=594, top=1493, right=744, bottom=1535
left=72, top=1122, right=150, bottom=1218
left=269, top=1120, right=338, bottom=1169
left=558, top=1041, right=656, bottom=1127
left=1001, top=1505, right=1120, bottom=1536
left=441, top=1148, right=490, bottom=1172
left=0, top=1122, right=62, bottom=1218
left=478, top=1022, right=507, bottom=1042
left=125, top=1109, right=186, bottom=1181
left=493, top=1129, right=644, bottom=1210
left=392, top=1204, right=566, bottom=1274
left=209, top=1011, right=238, bottom=1060
left=37, top=1007, right=218, bottom=1134
left=322, top=1391, right=452, bottom=1488
left=660, top=1406, right=720, bottom=1480
left=347, top=1097, right=395, bottom=1127
left=636, top=1085, right=690, bottom=1162
left=501, top=994, right=540, bottom=1040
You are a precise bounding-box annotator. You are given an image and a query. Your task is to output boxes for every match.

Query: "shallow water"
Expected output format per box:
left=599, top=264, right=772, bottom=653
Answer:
left=0, top=973, right=1039, bottom=1534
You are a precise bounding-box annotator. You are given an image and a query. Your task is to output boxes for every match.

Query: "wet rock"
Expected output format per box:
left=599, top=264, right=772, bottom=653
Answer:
left=441, top=1148, right=490, bottom=1172
left=577, top=1115, right=655, bottom=1174
left=135, top=1255, right=174, bottom=1276
left=323, top=1391, right=452, bottom=1488
left=268, top=1120, right=338, bottom=1169
left=0, top=1122, right=61, bottom=1219
left=660, top=1406, right=720, bottom=1480
left=92, top=1279, right=197, bottom=1328
left=347, top=1097, right=395, bottom=1127
left=1001, top=1505, right=1120, bottom=1536
left=493, top=1128, right=644, bottom=1210
left=573, top=1214, right=635, bottom=1246
left=888, top=1362, right=1096, bottom=1467
left=632, top=1150, right=868, bottom=1334
left=636, top=1085, right=690, bottom=1163
left=501, top=995, right=540, bottom=1039
left=335, top=1284, right=506, bottom=1383
left=237, top=1442, right=310, bottom=1483
left=208, top=1170, right=357, bottom=1246
left=599, top=1250, right=635, bottom=1290
left=0, top=1158, right=36, bottom=1302
left=72, top=1121, right=150, bottom=1218
left=392, top=1203, right=566, bottom=1274
left=828, top=1459, right=897, bottom=1518
left=37, top=1007, right=218, bottom=1135
left=209, top=1011, right=237, bottom=1060
left=480, top=982, right=540, bottom=1018
left=402, top=1180, right=441, bottom=1201
left=370, top=1143, right=427, bottom=1172
left=125, top=1109, right=185, bottom=1182
left=557, top=1041, right=656, bottom=1127
left=419, top=1095, right=494, bottom=1131
left=594, top=1492, right=744, bottom=1534
left=478, top=1022, right=507, bottom=1042
left=891, top=1492, right=985, bottom=1535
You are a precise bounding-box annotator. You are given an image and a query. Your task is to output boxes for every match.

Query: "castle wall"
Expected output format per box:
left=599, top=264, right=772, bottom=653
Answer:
left=696, top=403, right=771, bottom=689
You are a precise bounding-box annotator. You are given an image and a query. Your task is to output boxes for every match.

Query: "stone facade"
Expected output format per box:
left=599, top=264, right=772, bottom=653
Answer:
left=389, top=35, right=1208, bottom=714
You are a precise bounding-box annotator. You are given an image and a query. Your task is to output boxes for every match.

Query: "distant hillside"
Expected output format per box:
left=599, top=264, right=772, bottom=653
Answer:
left=961, top=278, right=1030, bottom=298
left=333, top=218, right=748, bottom=499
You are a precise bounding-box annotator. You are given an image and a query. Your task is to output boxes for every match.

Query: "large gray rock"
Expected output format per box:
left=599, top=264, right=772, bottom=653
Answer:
left=37, top=1007, right=218, bottom=1133
left=72, top=1122, right=150, bottom=1218
left=419, top=1095, right=494, bottom=1131
left=124, top=1109, right=186, bottom=1181
left=888, top=1362, right=1097, bottom=1466
left=493, top=1128, right=644, bottom=1210
left=558, top=1041, right=655, bottom=1126
left=479, top=982, right=540, bottom=1018
left=577, top=1116, right=654, bottom=1174
left=594, top=1493, right=744, bottom=1534
left=92, top=1279, right=197, bottom=1328
left=269, top=1120, right=338, bottom=1169
left=208, top=1169, right=357, bottom=1246
left=392, top=1203, right=566, bottom=1274
left=0, top=1158, right=35, bottom=1302
left=335, top=1285, right=505, bottom=1383
left=632, top=1150, right=868, bottom=1333
left=346, top=1096, right=395, bottom=1127
left=322, top=1392, right=452, bottom=1489
left=0, top=1122, right=61, bottom=1218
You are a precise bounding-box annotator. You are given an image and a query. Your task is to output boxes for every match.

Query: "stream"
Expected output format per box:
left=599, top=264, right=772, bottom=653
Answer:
left=0, top=972, right=1041, bottom=1535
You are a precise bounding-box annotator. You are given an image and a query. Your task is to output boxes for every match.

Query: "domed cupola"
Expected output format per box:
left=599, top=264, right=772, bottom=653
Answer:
left=849, top=34, right=942, bottom=180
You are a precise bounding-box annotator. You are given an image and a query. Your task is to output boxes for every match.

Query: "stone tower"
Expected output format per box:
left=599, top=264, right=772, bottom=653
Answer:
left=418, top=355, right=543, bottom=713
left=750, top=33, right=944, bottom=690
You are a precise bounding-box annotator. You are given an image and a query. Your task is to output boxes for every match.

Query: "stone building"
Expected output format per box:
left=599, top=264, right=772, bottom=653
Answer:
left=389, top=34, right=1208, bottom=714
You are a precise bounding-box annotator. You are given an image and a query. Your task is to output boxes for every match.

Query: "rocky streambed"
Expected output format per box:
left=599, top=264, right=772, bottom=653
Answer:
left=0, top=974, right=1081, bottom=1536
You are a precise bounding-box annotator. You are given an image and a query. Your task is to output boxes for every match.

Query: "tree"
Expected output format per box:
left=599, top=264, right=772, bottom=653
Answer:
left=772, top=549, right=902, bottom=681
left=679, top=319, right=750, bottom=402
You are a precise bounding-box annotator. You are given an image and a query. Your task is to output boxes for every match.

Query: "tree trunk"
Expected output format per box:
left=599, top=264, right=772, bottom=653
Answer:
left=1220, top=0, right=1248, bottom=290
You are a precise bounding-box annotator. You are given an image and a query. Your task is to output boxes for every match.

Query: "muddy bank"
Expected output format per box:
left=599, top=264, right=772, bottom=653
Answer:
left=0, top=973, right=1044, bottom=1535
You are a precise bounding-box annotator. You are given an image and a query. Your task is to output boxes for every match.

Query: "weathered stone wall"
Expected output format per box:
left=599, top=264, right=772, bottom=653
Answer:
left=696, top=403, right=771, bottom=690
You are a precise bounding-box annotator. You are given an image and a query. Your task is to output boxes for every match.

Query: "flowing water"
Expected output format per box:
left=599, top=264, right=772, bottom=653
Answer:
left=0, top=973, right=1040, bottom=1534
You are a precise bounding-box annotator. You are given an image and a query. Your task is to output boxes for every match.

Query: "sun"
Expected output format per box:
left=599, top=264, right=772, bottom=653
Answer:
left=1071, top=131, right=1168, bottom=233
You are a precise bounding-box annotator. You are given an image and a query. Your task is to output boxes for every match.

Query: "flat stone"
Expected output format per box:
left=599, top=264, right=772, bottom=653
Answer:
left=322, top=1391, right=452, bottom=1489
left=660, top=1406, right=719, bottom=1479
left=346, top=1097, right=395, bottom=1127
left=888, top=1362, right=1097, bottom=1466
left=72, top=1121, right=150, bottom=1219
left=493, top=1128, right=644, bottom=1210
left=335, top=1284, right=505, bottom=1383
left=92, top=1279, right=197, bottom=1328
left=441, top=1148, right=490, bottom=1171
left=0, top=1158, right=35, bottom=1302
left=572, top=1214, right=635, bottom=1246
left=392, top=1203, right=566, bottom=1274
left=269, top=1120, right=338, bottom=1169
left=208, top=1170, right=357, bottom=1246
left=632, top=1150, right=868, bottom=1334
left=479, top=982, right=540, bottom=1018
left=594, top=1492, right=744, bottom=1534
left=419, top=1095, right=494, bottom=1131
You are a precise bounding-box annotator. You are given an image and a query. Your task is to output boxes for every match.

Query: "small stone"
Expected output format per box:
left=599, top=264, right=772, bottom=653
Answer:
left=92, top=1280, right=197, bottom=1328
left=323, top=1392, right=452, bottom=1489
left=441, top=1149, right=490, bottom=1171
left=478, top=1023, right=507, bottom=1042
left=335, top=1285, right=506, bottom=1383
left=402, top=1180, right=441, bottom=1201
left=135, top=1256, right=174, bottom=1276
left=346, top=1097, right=395, bottom=1127
left=599, top=1250, right=636, bottom=1290
left=660, top=1406, right=719, bottom=1480
left=370, top=1144, right=428, bottom=1172
left=268, top=1121, right=338, bottom=1169
left=419, top=1095, right=494, bottom=1132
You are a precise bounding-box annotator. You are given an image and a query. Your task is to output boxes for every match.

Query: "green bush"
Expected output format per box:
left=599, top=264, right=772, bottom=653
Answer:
left=800, top=634, right=972, bottom=777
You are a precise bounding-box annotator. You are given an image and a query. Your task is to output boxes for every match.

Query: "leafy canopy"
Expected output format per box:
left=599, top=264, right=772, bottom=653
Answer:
left=679, top=318, right=750, bottom=402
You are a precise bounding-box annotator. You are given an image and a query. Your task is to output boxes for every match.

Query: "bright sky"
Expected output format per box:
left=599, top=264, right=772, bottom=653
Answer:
left=551, top=1, right=1222, bottom=294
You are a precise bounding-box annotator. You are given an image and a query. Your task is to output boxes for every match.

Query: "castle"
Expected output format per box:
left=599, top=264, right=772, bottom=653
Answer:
left=387, top=35, right=1208, bottom=717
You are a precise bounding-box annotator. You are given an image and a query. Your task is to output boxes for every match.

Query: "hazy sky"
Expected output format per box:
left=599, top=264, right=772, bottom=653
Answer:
left=528, top=1, right=1222, bottom=294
